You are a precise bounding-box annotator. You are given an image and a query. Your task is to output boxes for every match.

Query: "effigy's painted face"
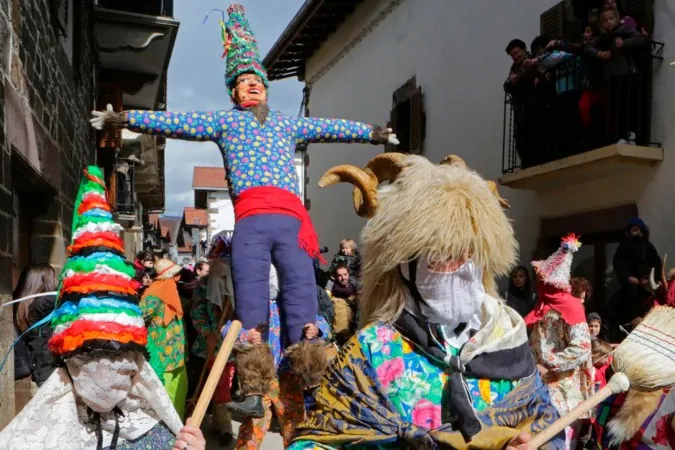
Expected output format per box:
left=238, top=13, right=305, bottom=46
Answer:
left=233, top=73, right=267, bottom=105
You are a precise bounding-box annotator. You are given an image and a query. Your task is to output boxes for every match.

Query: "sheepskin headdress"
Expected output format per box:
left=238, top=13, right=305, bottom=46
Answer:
left=319, top=153, right=518, bottom=324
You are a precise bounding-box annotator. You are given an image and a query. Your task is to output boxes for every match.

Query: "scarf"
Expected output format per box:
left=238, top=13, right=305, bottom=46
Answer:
left=234, top=186, right=326, bottom=263
left=524, top=282, right=587, bottom=327
left=142, top=279, right=183, bottom=326
left=293, top=301, right=558, bottom=449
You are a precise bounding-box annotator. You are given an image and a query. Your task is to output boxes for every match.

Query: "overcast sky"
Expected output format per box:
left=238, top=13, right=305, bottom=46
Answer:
left=163, top=0, right=305, bottom=216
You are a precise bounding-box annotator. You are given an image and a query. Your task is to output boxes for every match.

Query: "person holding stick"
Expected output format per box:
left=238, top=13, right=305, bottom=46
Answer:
left=0, top=166, right=206, bottom=449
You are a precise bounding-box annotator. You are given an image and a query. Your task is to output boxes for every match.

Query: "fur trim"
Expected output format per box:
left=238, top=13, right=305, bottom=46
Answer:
left=234, top=343, right=275, bottom=396
left=359, top=155, right=518, bottom=326
left=607, top=389, right=663, bottom=446
left=285, top=340, right=329, bottom=389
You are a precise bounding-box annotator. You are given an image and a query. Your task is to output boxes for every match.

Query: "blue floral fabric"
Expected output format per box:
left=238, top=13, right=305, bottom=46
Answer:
left=126, top=107, right=376, bottom=198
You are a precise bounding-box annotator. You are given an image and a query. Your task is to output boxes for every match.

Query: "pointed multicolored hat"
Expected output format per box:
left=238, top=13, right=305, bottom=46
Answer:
left=222, top=4, right=269, bottom=94
left=531, top=233, right=581, bottom=292
left=48, top=166, right=147, bottom=359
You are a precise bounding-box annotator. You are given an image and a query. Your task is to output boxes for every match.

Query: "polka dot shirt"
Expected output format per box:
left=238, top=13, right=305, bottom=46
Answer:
left=126, top=107, right=377, bottom=198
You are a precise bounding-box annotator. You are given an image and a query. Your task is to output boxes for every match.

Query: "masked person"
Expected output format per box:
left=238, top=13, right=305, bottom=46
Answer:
left=90, top=4, right=398, bottom=418
left=287, top=153, right=564, bottom=450
left=0, top=166, right=205, bottom=450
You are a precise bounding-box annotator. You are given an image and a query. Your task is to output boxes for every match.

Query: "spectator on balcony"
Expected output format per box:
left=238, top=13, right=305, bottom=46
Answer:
left=603, top=0, right=638, bottom=30
left=503, top=38, right=539, bottom=168
left=504, top=265, right=536, bottom=318
left=527, top=34, right=585, bottom=158
left=587, top=7, right=647, bottom=144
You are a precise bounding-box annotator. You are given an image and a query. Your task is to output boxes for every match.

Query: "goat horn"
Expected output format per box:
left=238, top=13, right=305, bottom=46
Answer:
left=487, top=180, right=511, bottom=210
left=318, top=165, right=378, bottom=218
left=439, top=155, right=467, bottom=168
left=363, top=152, right=408, bottom=184
left=650, top=267, right=661, bottom=291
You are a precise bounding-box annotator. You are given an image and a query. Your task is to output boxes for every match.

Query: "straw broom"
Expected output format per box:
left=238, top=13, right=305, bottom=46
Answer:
left=529, top=306, right=675, bottom=448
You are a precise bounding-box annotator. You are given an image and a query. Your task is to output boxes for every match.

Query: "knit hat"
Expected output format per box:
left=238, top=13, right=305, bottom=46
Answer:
left=154, top=259, right=182, bottom=280
left=222, top=4, right=269, bottom=95
left=531, top=234, right=581, bottom=292
left=587, top=312, right=602, bottom=323
left=48, top=166, right=147, bottom=359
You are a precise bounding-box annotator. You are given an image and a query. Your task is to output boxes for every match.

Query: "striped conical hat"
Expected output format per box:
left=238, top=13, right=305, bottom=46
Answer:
left=48, top=166, right=147, bottom=359
left=531, top=234, right=581, bottom=292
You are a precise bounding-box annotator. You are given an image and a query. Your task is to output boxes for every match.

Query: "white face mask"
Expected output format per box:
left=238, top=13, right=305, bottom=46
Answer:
left=401, top=258, right=485, bottom=325
left=67, top=352, right=139, bottom=413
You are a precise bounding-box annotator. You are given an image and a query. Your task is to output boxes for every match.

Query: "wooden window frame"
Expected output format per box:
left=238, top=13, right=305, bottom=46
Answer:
left=387, top=76, right=426, bottom=155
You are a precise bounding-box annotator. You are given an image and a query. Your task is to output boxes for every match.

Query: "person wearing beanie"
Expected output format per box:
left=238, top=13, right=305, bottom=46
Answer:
left=90, top=3, right=399, bottom=418
left=0, top=166, right=205, bottom=449
left=610, top=217, right=662, bottom=340
left=525, top=234, right=595, bottom=450
left=140, top=258, right=188, bottom=418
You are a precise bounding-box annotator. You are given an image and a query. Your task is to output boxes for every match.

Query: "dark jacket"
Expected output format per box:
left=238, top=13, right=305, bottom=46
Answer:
left=613, top=219, right=661, bottom=290
left=588, top=24, right=646, bottom=77
left=329, top=251, right=362, bottom=281
left=504, top=287, right=536, bottom=318
left=317, top=286, right=334, bottom=331
left=19, top=294, right=58, bottom=385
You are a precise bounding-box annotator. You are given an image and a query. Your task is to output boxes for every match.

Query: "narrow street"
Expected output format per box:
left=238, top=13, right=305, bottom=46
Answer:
left=203, top=415, right=284, bottom=449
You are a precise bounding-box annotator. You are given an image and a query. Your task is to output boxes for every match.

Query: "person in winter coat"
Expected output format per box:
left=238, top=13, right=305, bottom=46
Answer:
left=611, top=217, right=662, bottom=338
left=504, top=265, right=536, bottom=318
left=328, top=239, right=362, bottom=282
left=13, top=264, right=59, bottom=387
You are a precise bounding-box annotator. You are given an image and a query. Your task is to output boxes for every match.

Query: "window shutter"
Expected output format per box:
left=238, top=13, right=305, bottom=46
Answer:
left=410, top=87, right=423, bottom=155
left=621, top=0, right=653, bottom=34
left=540, top=2, right=564, bottom=39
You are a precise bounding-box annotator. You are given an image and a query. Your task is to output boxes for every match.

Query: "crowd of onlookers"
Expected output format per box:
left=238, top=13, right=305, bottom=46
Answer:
left=504, top=0, right=651, bottom=169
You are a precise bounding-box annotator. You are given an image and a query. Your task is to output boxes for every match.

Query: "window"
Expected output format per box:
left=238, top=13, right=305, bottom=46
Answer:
left=387, top=76, right=425, bottom=155
left=52, top=0, right=74, bottom=64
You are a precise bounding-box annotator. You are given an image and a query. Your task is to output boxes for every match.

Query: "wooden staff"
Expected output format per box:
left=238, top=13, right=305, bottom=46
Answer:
left=187, top=319, right=242, bottom=427
left=186, top=298, right=234, bottom=414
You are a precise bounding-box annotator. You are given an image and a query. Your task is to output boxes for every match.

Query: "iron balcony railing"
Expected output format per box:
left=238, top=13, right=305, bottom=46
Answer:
left=502, top=40, right=664, bottom=174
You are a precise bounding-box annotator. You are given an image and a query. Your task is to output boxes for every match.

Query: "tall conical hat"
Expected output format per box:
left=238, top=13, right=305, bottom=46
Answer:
left=222, top=4, right=269, bottom=95
left=531, top=234, right=581, bottom=292
left=48, top=166, right=147, bottom=359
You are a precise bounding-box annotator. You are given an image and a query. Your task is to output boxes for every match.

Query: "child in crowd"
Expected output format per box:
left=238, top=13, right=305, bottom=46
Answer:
left=587, top=312, right=602, bottom=338
left=571, top=276, right=592, bottom=305
left=329, top=238, right=362, bottom=281
left=587, top=7, right=646, bottom=143
left=591, top=337, right=614, bottom=391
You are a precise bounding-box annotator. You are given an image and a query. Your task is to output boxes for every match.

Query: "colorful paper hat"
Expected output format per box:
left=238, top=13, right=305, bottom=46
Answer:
left=531, top=234, right=581, bottom=292
left=48, top=166, right=147, bottom=359
left=222, top=4, right=269, bottom=94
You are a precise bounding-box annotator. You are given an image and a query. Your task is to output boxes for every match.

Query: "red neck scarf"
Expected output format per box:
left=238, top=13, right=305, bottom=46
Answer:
left=524, top=282, right=587, bottom=327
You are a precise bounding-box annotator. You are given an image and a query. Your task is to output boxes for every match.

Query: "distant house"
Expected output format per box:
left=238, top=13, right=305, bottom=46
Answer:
left=193, top=166, right=234, bottom=245
left=158, top=215, right=181, bottom=261
left=182, top=207, right=208, bottom=261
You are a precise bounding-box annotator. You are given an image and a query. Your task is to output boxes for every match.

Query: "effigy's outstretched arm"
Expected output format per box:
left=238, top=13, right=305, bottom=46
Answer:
left=293, top=117, right=396, bottom=146
left=125, top=110, right=228, bottom=142
left=91, top=104, right=227, bottom=142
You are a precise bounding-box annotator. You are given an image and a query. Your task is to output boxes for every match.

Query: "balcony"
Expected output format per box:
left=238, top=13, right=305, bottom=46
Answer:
left=97, top=0, right=174, bottom=18
left=95, top=3, right=179, bottom=110
left=122, top=129, right=165, bottom=213
left=111, top=159, right=137, bottom=222
left=501, top=40, right=664, bottom=192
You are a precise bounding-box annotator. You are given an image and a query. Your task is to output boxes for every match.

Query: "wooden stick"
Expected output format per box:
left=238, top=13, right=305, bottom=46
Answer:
left=186, top=305, right=231, bottom=412
left=187, top=320, right=242, bottom=428
left=529, top=372, right=630, bottom=448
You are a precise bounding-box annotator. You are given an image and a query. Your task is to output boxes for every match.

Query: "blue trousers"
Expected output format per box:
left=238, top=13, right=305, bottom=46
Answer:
left=231, top=214, right=317, bottom=344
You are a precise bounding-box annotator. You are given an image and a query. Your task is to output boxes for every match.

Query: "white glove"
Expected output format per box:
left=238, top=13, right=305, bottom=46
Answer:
left=90, top=103, right=117, bottom=130
left=386, top=128, right=400, bottom=146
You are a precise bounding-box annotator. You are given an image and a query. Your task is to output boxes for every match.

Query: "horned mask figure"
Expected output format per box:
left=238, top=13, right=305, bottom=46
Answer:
left=319, top=152, right=518, bottom=326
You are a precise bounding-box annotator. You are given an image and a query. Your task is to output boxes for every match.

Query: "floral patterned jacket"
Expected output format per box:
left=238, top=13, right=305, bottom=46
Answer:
left=529, top=309, right=595, bottom=418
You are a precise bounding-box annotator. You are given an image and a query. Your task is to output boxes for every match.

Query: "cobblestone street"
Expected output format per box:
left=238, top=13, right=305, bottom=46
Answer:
left=203, top=414, right=284, bottom=450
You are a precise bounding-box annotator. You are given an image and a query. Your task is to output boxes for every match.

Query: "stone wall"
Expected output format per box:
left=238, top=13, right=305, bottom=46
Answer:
left=0, top=0, right=97, bottom=428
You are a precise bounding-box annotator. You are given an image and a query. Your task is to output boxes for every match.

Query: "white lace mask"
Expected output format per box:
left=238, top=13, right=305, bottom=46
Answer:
left=401, top=258, right=485, bottom=325
left=67, top=352, right=140, bottom=413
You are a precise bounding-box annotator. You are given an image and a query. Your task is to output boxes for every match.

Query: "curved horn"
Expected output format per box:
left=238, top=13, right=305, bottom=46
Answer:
left=318, top=165, right=378, bottom=218
left=439, top=154, right=467, bottom=168
left=487, top=180, right=511, bottom=210
left=662, top=254, right=668, bottom=284
left=650, top=267, right=661, bottom=291
left=363, top=152, right=408, bottom=184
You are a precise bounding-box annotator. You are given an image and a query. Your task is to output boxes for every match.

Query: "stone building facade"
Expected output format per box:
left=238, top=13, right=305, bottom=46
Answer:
left=0, top=0, right=97, bottom=428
